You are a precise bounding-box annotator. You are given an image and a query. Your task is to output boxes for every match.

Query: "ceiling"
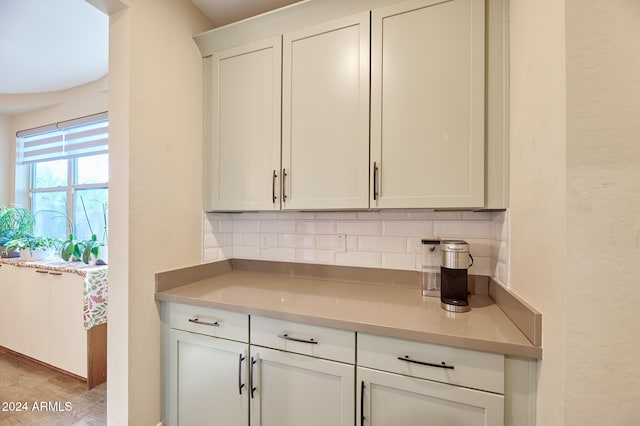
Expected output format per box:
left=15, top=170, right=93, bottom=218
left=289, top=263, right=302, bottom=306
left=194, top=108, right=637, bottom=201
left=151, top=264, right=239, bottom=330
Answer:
left=191, top=0, right=302, bottom=29
left=0, top=0, right=109, bottom=95
left=0, top=0, right=298, bottom=112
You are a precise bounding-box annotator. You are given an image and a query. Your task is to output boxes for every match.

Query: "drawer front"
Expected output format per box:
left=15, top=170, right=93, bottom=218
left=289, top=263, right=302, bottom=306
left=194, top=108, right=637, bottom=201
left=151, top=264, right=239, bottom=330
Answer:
left=168, top=303, right=248, bottom=342
left=358, top=333, right=504, bottom=394
left=251, top=316, right=355, bottom=364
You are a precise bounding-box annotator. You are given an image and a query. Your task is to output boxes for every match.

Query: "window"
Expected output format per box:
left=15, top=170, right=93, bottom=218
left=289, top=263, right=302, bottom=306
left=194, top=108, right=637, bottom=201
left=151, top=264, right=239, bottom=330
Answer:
left=17, top=113, right=108, bottom=241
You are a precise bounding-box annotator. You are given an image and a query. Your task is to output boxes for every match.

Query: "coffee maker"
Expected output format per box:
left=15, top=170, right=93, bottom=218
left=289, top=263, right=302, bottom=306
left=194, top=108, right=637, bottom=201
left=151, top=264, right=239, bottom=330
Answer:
left=440, top=240, right=473, bottom=313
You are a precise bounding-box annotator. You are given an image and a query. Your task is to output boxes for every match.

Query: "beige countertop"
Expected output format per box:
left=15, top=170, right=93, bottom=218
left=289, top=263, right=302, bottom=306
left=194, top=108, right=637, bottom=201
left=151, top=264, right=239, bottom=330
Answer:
left=155, top=261, right=542, bottom=359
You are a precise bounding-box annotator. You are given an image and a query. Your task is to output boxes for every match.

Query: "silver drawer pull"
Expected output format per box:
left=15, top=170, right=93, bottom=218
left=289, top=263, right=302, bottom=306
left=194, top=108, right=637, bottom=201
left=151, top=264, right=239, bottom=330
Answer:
left=398, top=355, right=455, bottom=370
left=278, top=333, right=318, bottom=345
left=188, top=318, right=220, bottom=327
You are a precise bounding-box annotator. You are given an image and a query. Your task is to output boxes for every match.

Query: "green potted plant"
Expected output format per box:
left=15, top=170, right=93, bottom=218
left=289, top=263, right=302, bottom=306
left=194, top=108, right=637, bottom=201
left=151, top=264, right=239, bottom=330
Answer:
left=0, top=205, right=36, bottom=258
left=4, top=235, right=61, bottom=261
left=60, top=197, right=108, bottom=265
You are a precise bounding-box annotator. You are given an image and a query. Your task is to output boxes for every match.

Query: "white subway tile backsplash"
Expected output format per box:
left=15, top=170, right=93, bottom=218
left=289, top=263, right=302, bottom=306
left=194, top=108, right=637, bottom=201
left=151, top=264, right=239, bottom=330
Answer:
left=382, top=220, right=433, bottom=237
left=259, top=247, right=295, bottom=262
left=358, top=236, right=406, bottom=253
left=435, top=220, right=491, bottom=239
left=234, top=245, right=259, bottom=259
left=261, top=220, right=296, bottom=234
left=468, top=256, right=490, bottom=276
left=337, top=221, right=381, bottom=236
left=235, top=232, right=260, bottom=247
left=259, top=233, right=278, bottom=248
left=295, top=249, right=336, bottom=264
left=382, top=253, right=418, bottom=270
left=296, top=220, right=337, bottom=235
left=220, top=246, right=233, bottom=260
left=316, top=235, right=339, bottom=250
left=336, top=251, right=381, bottom=268
left=233, top=220, right=260, bottom=233
left=277, top=233, right=314, bottom=248
left=346, top=236, right=359, bottom=251
left=204, top=233, right=232, bottom=249
left=202, top=209, right=509, bottom=282
left=219, top=220, right=234, bottom=233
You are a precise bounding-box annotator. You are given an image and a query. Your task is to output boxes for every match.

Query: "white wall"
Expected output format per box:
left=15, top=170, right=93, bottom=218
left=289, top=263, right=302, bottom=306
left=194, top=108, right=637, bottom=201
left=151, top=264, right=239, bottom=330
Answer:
left=107, top=1, right=212, bottom=424
left=565, top=1, right=640, bottom=424
left=509, top=0, right=568, bottom=424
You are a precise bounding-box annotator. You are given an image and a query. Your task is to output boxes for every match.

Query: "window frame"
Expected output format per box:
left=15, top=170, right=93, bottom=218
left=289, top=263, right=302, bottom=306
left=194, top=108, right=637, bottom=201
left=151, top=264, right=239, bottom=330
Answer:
left=28, top=156, right=109, bottom=239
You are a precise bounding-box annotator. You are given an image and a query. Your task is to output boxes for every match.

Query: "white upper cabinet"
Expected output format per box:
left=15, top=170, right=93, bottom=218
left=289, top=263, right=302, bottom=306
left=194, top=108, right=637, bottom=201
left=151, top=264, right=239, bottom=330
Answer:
left=370, top=0, right=485, bottom=208
left=204, top=37, right=282, bottom=211
left=281, top=13, right=370, bottom=210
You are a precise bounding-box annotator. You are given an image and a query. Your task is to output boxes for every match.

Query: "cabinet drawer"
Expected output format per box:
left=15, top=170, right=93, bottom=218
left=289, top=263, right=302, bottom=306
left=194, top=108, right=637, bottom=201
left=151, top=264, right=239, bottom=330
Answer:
left=251, top=316, right=355, bottom=364
left=358, top=333, right=504, bottom=394
left=168, top=303, right=248, bottom=343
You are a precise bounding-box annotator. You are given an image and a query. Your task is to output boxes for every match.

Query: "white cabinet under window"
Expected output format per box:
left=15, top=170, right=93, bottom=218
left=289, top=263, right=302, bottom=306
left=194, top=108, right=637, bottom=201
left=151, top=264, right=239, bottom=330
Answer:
left=370, top=0, right=485, bottom=208
left=281, top=12, right=370, bottom=210
left=0, top=264, right=105, bottom=387
left=204, top=38, right=282, bottom=211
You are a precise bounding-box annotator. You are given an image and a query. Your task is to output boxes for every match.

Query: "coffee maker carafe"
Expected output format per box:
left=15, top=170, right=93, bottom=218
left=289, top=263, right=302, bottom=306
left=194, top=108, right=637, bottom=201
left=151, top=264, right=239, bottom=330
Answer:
left=440, top=240, right=473, bottom=313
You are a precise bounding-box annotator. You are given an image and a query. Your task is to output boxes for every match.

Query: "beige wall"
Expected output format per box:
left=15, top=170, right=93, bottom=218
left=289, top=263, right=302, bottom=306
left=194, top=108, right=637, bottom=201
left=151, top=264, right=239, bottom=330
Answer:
left=565, top=1, right=640, bottom=424
left=0, top=114, right=10, bottom=205
left=509, top=0, right=568, bottom=424
left=511, top=0, right=640, bottom=424
left=107, top=0, right=211, bottom=424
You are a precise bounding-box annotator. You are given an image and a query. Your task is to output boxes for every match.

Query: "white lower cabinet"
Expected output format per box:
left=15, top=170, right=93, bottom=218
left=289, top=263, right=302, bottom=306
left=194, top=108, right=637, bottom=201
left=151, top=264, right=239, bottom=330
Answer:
left=357, top=333, right=504, bottom=426
left=168, top=329, right=249, bottom=426
left=249, top=346, right=354, bottom=426
left=164, top=305, right=521, bottom=426
left=357, top=367, right=503, bottom=426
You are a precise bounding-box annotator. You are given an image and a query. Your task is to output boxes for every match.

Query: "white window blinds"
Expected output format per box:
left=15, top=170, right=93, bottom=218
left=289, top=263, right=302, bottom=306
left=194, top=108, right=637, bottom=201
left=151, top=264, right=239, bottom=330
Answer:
left=16, top=112, right=108, bottom=164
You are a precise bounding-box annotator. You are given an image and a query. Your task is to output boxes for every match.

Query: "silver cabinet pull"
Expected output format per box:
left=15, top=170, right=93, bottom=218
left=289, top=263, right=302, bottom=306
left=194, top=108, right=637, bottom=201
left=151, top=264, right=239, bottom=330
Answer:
left=272, top=170, right=278, bottom=204
left=373, top=161, right=379, bottom=201
left=282, top=168, right=288, bottom=201
left=187, top=318, right=220, bottom=327
left=238, top=353, right=245, bottom=395
left=397, top=355, right=455, bottom=370
left=278, top=333, right=318, bottom=345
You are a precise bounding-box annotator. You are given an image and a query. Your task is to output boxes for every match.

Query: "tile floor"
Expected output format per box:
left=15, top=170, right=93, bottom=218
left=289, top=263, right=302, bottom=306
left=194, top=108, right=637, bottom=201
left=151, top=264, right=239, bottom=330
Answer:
left=0, top=347, right=106, bottom=425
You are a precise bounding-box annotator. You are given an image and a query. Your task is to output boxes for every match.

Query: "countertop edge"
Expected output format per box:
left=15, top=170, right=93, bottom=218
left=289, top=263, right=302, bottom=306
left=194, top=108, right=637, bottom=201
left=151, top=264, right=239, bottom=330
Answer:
left=155, top=292, right=542, bottom=359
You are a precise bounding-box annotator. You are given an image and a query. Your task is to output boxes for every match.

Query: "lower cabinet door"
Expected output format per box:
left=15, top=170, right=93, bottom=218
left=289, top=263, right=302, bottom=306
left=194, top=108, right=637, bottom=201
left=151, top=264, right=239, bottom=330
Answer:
left=250, top=346, right=354, bottom=426
left=357, top=367, right=504, bottom=426
left=168, top=329, right=249, bottom=426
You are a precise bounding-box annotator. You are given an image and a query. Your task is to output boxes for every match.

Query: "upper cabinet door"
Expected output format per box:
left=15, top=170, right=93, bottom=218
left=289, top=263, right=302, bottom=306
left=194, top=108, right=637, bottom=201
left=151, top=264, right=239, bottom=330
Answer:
left=371, top=0, right=485, bottom=209
left=204, top=37, right=282, bottom=211
left=281, top=12, right=370, bottom=210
